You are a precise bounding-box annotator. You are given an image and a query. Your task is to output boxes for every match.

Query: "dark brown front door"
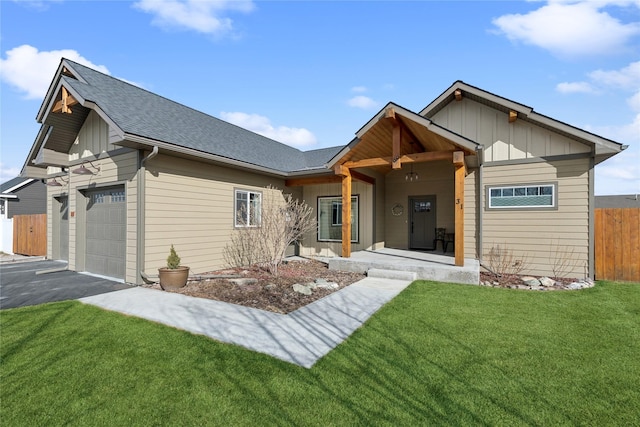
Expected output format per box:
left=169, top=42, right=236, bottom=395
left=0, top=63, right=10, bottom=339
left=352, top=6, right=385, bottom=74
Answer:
left=409, top=196, right=436, bottom=250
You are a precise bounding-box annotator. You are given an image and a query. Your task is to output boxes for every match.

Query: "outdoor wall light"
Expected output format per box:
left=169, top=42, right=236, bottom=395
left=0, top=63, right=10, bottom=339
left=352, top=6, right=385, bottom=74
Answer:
left=72, top=161, right=100, bottom=175
left=46, top=176, right=68, bottom=187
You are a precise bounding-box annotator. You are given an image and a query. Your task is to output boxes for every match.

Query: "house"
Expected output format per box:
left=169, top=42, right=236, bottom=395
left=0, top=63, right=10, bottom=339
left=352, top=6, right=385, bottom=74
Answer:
left=595, top=194, right=640, bottom=208
left=0, top=177, right=47, bottom=254
left=21, top=59, right=626, bottom=284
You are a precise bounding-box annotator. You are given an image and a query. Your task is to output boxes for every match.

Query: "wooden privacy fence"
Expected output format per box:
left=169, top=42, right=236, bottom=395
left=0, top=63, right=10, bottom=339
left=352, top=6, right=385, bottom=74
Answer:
left=13, top=214, right=47, bottom=256
left=595, top=208, right=640, bottom=282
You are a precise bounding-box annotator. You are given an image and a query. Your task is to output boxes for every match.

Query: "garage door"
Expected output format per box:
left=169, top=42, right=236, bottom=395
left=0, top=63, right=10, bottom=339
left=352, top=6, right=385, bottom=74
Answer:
left=85, top=187, right=126, bottom=279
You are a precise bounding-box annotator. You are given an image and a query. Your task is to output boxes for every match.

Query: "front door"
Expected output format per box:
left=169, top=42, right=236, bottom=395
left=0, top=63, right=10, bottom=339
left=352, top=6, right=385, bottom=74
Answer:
left=409, top=196, right=436, bottom=250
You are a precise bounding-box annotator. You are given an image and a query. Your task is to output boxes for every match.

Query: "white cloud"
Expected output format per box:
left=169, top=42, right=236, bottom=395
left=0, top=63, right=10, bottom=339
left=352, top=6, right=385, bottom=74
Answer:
left=556, top=81, right=596, bottom=94
left=0, top=45, right=109, bottom=99
left=351, top=86, right=367, bottom=93
left=133, top=0, right=254, bottom=36
left=347, top=95, right=378, bottom=109
left=589, top=61, right=640, bottom=90
left=220, top=111, right=317, bottom=148
left=492, top=1, right=640, bottom=57
left=0, top=164, right=21, bottom=182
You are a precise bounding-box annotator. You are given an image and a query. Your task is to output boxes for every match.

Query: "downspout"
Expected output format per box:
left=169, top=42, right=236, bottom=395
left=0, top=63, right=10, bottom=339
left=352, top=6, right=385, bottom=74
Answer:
left=137, top=146, right=159, bottom=285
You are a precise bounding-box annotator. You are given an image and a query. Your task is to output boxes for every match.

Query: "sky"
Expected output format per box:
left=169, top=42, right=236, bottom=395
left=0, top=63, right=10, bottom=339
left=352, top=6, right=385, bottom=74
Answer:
left=1, top=0, right=639, bottom=195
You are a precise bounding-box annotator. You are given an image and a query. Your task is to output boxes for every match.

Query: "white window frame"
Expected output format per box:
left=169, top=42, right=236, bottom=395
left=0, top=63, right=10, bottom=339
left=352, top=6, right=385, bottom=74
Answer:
left=234, top=189, right=262, bottom=227
left=318, top=195, right=359, bottom=242
left=487, top=183, right=557, bottom=210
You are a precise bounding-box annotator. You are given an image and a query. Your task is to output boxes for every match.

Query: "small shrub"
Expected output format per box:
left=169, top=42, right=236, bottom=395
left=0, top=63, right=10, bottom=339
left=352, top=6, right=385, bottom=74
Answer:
left=166, top=245, right=181, bottom=269
left=485, top=244, right=530, bottom=276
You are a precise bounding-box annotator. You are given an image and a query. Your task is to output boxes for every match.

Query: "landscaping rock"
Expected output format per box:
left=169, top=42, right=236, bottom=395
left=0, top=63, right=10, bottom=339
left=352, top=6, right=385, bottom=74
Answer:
left=539, top=277, right=556, bottom=287
left=228, top=278, right=258, bottom=286
left=292, top=283, right=313, bottom=295
left=521, top=276, right=541, bottom=287
left=315, top=279, right=339, bottom=289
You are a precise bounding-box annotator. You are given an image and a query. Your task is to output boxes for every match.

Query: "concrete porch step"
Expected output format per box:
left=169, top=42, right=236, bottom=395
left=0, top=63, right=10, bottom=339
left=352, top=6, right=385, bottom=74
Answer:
left=367, top=268, right=417, bottom=281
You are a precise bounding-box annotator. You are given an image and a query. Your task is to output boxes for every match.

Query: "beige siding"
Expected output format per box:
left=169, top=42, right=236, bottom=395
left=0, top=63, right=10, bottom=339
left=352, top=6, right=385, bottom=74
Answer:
left=481, top=158, right=589, bottom=277
left=144, top=154, right=293, bottom=273
left=69, top=111, right=110, bottom=160
left=431, top=98, right=591, bottom=162
left=298, top=179, right=376, bottom=257
left=384, top=160, right=456, bottom=249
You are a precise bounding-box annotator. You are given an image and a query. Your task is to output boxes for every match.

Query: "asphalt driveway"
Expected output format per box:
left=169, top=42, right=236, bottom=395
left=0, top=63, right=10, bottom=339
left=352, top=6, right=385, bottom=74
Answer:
left=0, top=260, right=131, bottom=309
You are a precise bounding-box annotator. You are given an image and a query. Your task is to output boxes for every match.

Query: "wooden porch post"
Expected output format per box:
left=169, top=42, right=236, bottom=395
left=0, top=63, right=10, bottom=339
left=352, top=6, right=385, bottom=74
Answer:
left=341, top=167, right=352, bottom=258
left=453, top=151, right=465, bottom=266
left=334, top=164, right=352, bottom=258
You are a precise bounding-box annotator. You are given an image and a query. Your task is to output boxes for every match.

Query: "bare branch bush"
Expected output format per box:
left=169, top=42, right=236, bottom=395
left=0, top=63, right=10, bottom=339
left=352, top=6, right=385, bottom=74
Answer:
left=549, top=240, right=581, bottom=279
left=485, top=244, right=531, bottom=276
left=223, top=186, right=317, bottom=276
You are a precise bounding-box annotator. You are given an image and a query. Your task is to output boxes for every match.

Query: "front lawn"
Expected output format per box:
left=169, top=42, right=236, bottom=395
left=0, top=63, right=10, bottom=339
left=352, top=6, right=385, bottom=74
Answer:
left=1, top=281, right=638, bottom=425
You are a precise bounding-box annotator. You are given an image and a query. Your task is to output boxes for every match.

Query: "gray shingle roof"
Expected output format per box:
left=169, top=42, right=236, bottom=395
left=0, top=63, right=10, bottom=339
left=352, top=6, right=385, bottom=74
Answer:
left=64, top=60, right=337, bottom=173
left=1, top=177, right=28, bottom=193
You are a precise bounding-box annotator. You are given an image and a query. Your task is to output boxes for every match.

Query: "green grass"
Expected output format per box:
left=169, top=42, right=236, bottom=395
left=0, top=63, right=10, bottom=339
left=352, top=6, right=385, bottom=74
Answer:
left=2, top=281, right=639, bottom=425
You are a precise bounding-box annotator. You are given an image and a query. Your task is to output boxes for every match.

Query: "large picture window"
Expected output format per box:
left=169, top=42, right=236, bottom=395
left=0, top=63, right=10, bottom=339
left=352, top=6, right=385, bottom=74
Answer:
left=235, top=189, right=261, bottom=227
left=318, top=196, right=358, bottom=242
left=488, top=183, right=556, bottom=209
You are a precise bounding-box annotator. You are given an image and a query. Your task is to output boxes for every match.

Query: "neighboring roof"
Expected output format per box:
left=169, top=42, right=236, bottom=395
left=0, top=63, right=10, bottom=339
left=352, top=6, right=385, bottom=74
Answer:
left=420, top=80, right=626, bottom=164
left=595, top=195, right=640, bottom=208
left=1, top=177, right=34, bottom=194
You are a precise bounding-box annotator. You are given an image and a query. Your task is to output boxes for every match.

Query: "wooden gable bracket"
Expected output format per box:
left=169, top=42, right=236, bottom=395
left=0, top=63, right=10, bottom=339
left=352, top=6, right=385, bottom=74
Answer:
left=384, top=108, right=403, bottom=170
left=509, top=110, right=517, bottom=123
left=52, top=86, right=78, bottom=114
left=454, top=89, right=463, bottom=101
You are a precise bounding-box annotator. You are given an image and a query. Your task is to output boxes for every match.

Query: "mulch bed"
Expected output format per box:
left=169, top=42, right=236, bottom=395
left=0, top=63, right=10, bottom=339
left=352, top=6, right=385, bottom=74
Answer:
left=145, top=259, right=365, bottom=314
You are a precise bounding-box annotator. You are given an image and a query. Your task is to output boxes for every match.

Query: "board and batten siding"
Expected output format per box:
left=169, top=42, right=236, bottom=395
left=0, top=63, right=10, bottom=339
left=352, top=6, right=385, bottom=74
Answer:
left=299, top=180, right=376, bottom=257
left=68, top=111, right=110, bottom=161
left=144, top=154, right=293, bottom=274
left=481, top=158, right=590, bottom=277
left=47, top=110, right=139, bottom=283
left=430, top=98, right=591, bottom=162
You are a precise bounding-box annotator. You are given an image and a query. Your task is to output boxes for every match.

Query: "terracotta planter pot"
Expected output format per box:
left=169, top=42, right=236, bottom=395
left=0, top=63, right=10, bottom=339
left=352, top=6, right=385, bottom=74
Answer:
left=158, top=266, right=190, bottom=290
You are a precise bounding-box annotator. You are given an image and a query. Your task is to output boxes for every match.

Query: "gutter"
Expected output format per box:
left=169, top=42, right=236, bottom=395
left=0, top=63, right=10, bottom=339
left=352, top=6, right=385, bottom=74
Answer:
left=476, top=145, right=485, bottom=267
left=137, top=146, right=159, bottom=285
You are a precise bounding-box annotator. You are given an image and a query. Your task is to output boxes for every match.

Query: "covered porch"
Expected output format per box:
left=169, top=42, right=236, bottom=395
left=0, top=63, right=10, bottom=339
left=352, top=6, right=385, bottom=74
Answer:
left=325, top=248, right=480, bottom=285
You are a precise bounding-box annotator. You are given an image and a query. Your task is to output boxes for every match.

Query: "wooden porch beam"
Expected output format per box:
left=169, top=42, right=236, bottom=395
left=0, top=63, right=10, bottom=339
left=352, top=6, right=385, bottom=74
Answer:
left=341, top=150, right=455, bottom=169
left=286, top=170, right=375, bottom=187
left=454, top=151, right=465, bottom=267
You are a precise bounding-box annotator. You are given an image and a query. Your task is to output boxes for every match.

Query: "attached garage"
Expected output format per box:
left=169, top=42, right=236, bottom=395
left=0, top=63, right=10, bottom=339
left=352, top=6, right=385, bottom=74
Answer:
left=84, top=186, right=126, bottom=280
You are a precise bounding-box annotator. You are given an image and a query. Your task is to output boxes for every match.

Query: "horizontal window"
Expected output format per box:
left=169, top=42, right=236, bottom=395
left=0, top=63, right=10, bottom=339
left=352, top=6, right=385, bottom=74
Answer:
left=488, top=184, right=556, bottom=209
left=318, top=196, right=358, bottom=242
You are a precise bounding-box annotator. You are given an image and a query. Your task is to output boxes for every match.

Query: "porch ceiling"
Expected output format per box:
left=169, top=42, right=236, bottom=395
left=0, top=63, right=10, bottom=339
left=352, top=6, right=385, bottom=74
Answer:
left=336, top=107, right=476, bottom=173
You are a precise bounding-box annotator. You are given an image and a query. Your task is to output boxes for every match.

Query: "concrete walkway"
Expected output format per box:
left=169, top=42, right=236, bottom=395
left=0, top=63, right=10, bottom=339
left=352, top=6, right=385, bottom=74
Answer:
left=80, top=275, right=412, bottom=368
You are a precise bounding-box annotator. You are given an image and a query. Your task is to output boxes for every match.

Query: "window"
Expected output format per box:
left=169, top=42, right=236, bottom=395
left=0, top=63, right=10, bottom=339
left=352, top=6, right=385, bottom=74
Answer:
left=488, top=183, right=556, bottom=209
left=235, top=189, right=261, bottom=227
left=318, top=196, right=358, bottom=242
left=111, top=191, right=126, bottom=203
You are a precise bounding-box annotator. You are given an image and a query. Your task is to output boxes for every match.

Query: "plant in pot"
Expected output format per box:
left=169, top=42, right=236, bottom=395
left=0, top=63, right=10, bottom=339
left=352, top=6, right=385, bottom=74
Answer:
left=158, top=245, right=190, bottom=291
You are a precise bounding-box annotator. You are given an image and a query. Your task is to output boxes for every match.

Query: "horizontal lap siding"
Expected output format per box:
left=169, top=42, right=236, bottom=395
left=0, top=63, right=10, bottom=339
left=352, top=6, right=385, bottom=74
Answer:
left=299, top=181, right=374, bottom=258
left=482, top=158, right=589, bottom=277
left=144, top=154, right=288, bottom=273
left=464, top=168, right=478, bottom=259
